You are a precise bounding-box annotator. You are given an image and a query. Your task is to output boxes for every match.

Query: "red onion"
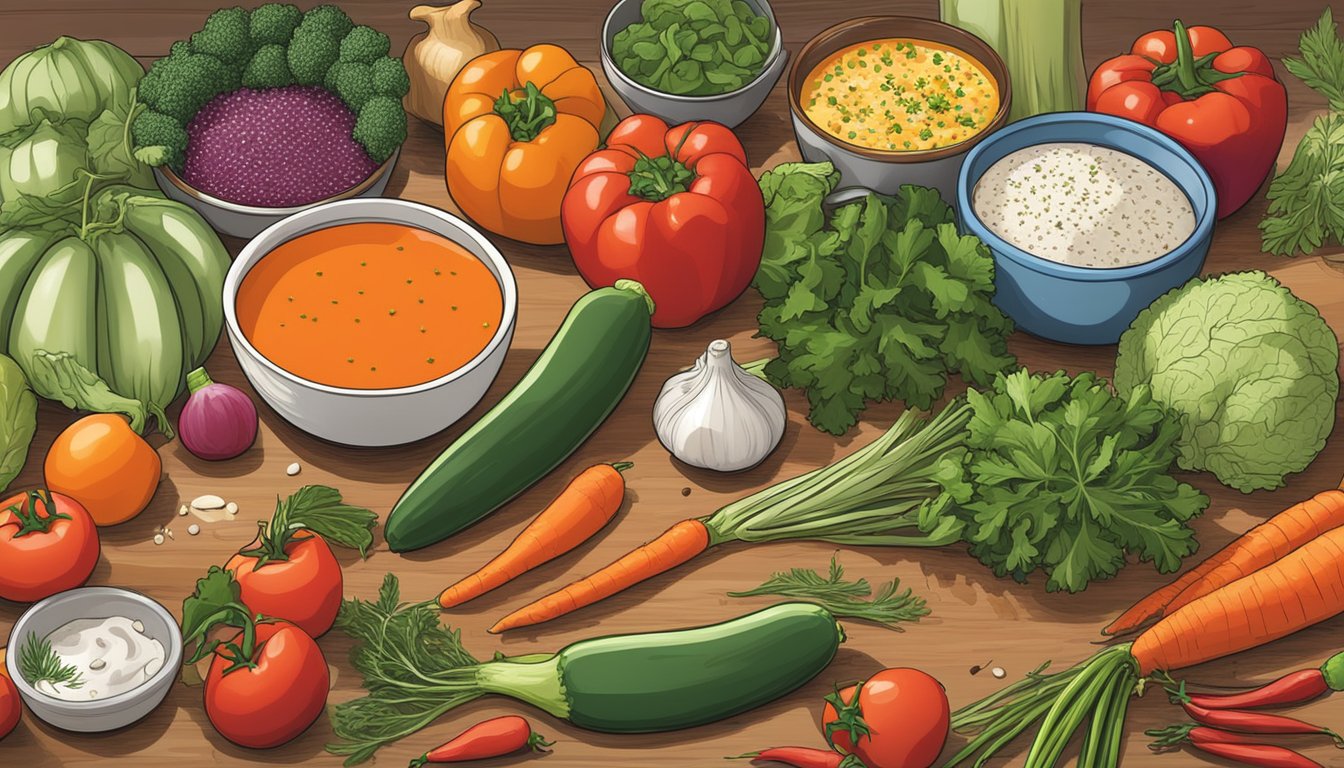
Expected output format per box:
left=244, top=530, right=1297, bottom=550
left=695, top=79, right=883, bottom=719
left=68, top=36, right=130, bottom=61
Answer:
left=178, top=367, right=258, bottom=461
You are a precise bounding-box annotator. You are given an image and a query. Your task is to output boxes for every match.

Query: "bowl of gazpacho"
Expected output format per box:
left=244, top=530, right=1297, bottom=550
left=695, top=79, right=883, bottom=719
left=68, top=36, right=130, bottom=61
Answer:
left=224, top=198, right=518, bottom=446
left=788, top=16, right=1011, bottom=203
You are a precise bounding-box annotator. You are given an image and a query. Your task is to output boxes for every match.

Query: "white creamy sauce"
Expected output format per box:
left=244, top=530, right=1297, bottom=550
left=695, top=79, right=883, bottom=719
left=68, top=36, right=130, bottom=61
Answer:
left=35, top=616, right=166, bottom=701
left=972, top=142, right=1196, bottom=268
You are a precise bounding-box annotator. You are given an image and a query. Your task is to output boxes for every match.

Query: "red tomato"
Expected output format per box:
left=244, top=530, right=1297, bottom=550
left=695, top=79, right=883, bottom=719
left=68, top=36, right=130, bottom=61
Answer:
left=822, top=668, right=949, bottom=768
left=225, top=530, right=342, bottom=637
left=204, top=622, right=329, bottom=749
left=0, top=672, right=20, bottom=740
left=0, top=490, right=99, bottom=603
left=562, top=114, right=764, bottom=328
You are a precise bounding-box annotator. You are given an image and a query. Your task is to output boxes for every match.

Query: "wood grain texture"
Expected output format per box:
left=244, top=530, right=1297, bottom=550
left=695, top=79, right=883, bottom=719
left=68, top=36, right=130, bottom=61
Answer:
left=2, top=0, right=1344, bottom=766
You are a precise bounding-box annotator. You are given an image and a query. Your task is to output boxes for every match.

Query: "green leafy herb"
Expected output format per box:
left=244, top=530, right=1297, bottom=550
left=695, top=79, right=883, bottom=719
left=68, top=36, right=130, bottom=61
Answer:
left=951, top=370, right=1208, bottom=593
left=1261, top=8, right=1344, bottom=256
left=0, top=354, right=37, bottom=495
left=237, top=485, right=377, bottom=567
left=18, top=632, right=84, bottom=690
left=611, top=0, right=772, bottom=96
left=180, top=566, right=265, bottom=671
left=729, top=555, right=929, bottom=629
left=752, top=161, right=1015, bottom=435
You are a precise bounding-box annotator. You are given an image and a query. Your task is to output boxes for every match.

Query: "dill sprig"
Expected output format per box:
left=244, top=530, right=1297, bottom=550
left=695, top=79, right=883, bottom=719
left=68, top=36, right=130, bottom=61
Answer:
left=18, top=632, right=84, bottom=690
left=729, top=555, right=929, bottom=629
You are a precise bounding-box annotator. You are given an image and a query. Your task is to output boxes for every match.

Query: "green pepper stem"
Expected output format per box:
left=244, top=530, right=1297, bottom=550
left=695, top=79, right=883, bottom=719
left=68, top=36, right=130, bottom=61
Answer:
left=627, top=154, right=696, bottom=201
left=493, top=82, right=557, bottom=142
left=1150, top=19, right=1243, bottom=99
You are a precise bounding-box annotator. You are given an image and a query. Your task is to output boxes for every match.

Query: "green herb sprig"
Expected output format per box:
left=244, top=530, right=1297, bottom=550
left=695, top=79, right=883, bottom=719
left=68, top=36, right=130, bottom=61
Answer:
left=18, top=632, right=84, bottom=690
left=729, top=555, right=929, bottom=629
left=237, top=484, right=377, bottom=568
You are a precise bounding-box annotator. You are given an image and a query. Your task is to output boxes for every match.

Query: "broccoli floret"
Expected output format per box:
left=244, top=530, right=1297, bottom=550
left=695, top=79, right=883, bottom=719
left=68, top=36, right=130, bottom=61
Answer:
left=298, top=5, right=354, bottom=40
left=242, top=44, right=293, bottom=89
left=169, top=40, right=192, bottom=59
left=190, top=7, right=254, bottom=67
left=353, top=96, right=405, bottom=164
left=370, top=57, right=410, bottom=98
left=287, top=25, right=341, bottom=86
left=248, top=3, right=302, bottom=46
left=338, top=25, right=390, bottom=64
left=131, top=109, right=189, bottom=169
left=139, top=52, right=239, bottom=123
left=329, top=62, right=374, bottom=111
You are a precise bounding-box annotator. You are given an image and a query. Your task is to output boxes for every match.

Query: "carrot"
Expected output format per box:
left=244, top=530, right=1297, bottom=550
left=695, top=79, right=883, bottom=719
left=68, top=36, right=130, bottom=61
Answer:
left=1104, top=490, right=1344, bottom=636
left=1131, top=524, right=1344, bottom=675
left=488, top=518, right=711, bottom=633
left=438, top=462, right=632, bottom=609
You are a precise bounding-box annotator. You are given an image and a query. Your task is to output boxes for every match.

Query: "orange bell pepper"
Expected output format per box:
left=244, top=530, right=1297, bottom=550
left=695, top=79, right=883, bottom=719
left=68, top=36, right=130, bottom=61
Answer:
left=444, top=45, right=606, bottom=245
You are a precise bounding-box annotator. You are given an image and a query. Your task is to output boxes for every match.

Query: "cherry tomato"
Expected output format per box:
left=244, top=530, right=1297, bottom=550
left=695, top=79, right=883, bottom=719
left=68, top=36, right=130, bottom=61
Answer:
left=204, top=622, right=329, bottom=749
left=224, top=530, right=342, bottom=637
left=0, top=489, right=99, bottom=603
left=0, top=671, right=20, bottom=740
left=822, top=668, right=950, bottom=768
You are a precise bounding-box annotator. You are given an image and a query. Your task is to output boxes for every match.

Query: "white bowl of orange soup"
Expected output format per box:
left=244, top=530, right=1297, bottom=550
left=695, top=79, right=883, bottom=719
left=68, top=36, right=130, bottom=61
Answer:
left=224, top=198, right=518, bottom=447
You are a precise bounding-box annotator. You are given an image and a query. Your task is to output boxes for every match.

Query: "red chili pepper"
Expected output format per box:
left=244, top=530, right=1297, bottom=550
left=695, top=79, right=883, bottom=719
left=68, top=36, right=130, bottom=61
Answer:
left=1148, top=724, right=1323, bottom=767
left=730, top=747, right=865, bottom=768
left=1087, top=19, right=1288, bottom=219
left=1182, top=702, right=1342, bottom=743
left=408, top=716, right=552, bottom=766
left=1189, top=670, right=1330, bottom=711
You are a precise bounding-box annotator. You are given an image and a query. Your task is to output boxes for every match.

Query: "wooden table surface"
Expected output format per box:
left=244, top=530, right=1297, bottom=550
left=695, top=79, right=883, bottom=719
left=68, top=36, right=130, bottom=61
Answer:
left=3, top=1, right=1344, bottom=766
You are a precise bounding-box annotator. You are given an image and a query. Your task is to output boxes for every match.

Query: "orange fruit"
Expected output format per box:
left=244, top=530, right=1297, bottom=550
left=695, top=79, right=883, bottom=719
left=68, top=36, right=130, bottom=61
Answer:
left=44, top=414, right=161, bottom=526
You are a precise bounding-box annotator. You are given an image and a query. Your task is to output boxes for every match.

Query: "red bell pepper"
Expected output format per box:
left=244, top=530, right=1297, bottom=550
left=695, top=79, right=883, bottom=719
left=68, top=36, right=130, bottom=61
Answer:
left=561, top=115, right=764, bottom=328
left=1087, top=20, right=1287, bottom=219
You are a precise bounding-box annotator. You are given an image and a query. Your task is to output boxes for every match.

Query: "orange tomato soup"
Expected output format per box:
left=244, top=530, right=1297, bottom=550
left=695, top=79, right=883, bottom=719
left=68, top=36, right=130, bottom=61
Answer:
left=236, top=222, right=503, bottom=390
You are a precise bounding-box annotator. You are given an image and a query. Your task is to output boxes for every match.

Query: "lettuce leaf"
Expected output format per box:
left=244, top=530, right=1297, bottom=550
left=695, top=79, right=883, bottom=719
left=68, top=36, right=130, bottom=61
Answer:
left=0, top=353, right=37, bottom=494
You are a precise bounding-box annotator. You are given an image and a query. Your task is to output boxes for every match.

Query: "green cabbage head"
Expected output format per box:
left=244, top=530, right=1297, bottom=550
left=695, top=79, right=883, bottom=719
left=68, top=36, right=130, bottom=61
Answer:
left=1115, top=271, right=1339, bottom=493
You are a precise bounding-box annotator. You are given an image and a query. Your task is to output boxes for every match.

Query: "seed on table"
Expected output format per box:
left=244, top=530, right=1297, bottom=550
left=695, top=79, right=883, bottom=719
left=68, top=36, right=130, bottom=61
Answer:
left=287, top=462, right=302, bottom=476
left=179, top=504, right=189, bottom=516
left=153, top=533, right=165, bottom=545
left=192, top=494, right=226, bottom=510
left=225, top=502, right=238, bottom=515
left=991, top=667, right=1007, bottom=679
left=188, top=524, right=201, bottom=536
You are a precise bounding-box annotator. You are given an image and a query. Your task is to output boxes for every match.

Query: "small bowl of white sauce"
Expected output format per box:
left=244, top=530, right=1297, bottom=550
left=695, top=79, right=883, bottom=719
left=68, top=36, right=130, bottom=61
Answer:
left=956, top=112, right=1216, bottom=345
left=5, top=587, right=183, bottom=732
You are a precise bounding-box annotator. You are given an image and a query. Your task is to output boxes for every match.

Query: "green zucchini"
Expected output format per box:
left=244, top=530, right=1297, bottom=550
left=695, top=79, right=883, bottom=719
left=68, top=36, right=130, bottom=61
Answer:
left=384, top=279, right=655, bottom=552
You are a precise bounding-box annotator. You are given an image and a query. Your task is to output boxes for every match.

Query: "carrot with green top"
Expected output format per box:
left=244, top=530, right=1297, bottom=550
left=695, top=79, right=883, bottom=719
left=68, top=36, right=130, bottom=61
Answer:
left=1104, top=490, right=1344, bottom=636
left=438, top=462, right=632, bottom=609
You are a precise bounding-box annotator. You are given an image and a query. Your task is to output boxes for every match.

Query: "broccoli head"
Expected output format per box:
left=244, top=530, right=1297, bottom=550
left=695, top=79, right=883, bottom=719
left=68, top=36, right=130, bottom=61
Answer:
left=139, top=52, right=239, bottom=123
left=248, top=3, right=302, bottom=46
left=329, top=62, right=375, bottom=111
left=370, top=57, right=410, bottom=98
left=353, top=96, right=406, bottom=164
left=297, top=5, right=354, bottom=40
left=242, top=44, right=293, bottom=90
left=190, top=7, right=254, bottom=67
left=131, top=109, right=189, bottom=170
left=287, top=25, right=341, bottom=86
left=169, top=40, right=192, bottom=59
left=339, top=25, right=390, bottom=64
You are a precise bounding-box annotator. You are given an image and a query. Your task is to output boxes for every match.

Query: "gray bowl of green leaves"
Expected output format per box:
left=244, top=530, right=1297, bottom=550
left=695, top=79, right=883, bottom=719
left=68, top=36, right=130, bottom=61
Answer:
left=602, top=0, right=786, bottom=128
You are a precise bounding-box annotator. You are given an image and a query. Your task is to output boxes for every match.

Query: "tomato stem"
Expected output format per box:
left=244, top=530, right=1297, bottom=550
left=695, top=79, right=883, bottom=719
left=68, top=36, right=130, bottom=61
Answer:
left=823, top=681, right=871, bottom=749
left=527, top=731, right=555, bottom=753
left=494, top=81, right=557, bottom=142
left=8, top=489, right=71, bottom=538
left=1149, top=19, right=1243, bottom=99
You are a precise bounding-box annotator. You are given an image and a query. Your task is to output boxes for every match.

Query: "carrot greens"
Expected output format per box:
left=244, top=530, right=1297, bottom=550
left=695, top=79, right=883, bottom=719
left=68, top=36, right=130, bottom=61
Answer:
left=730, top=555, right=929, bottom=629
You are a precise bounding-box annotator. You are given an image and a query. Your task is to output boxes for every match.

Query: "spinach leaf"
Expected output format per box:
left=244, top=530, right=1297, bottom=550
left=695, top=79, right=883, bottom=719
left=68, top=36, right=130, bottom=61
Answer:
left=610, top=0, right=772, bottom=95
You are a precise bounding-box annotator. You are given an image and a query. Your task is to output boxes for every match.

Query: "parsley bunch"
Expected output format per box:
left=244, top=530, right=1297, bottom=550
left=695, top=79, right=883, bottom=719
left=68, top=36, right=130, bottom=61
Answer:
left=950, top=370, right=1209, bottom=593
left=753, top=162, right=1015, bottom=435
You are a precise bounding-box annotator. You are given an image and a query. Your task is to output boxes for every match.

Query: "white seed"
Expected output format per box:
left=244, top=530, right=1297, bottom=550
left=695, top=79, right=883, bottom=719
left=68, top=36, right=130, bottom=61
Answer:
left=188, top=524, right=201, bottom=536
left=165, top=528, right=175, bottom=540
left=152, top=533, right=165, bottom=545
left=286, top=462, right=302, bottom=476
left=88, top=659, right=106, bottom=671
left=991, top=667, right=1007, bottom=679
left=178, top=504, right=189, bottom=516
left=191, top=494, right=226, bottom=510
left=132, top=620, right=145, bottom=634
left=225, top=502, right=238, bottom=515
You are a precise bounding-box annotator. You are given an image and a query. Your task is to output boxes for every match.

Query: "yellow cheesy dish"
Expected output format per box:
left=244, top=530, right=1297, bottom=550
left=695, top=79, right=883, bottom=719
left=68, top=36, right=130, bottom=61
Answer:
left=801, top=38, right=1000, bottom=152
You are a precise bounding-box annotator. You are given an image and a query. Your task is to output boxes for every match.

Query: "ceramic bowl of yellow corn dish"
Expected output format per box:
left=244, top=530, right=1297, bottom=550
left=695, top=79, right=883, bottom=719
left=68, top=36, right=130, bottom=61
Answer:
left=788, top=16, right=1011, bottom=204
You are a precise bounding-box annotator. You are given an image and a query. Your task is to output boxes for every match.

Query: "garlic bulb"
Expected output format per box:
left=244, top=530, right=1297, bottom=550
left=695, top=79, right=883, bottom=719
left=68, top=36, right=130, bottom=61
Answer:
left=403, top=1, right=501, bottom=127
left=654, top=340, right=787, bottom=472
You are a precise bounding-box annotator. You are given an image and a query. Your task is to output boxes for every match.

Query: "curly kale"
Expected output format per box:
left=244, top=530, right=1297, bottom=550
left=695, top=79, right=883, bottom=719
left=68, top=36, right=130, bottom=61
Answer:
left=329, top=62, right=375, bottom=111
left=242, top=43, right=293, bottom=89
left=131, top=109, right=190, bottom=169
left=339, top=25, right=390, bottom=64
left=370, top=57, right=410, bottom=98
left=354, top=96, right=406, bottom=164
left=287, top=25, right=341, bottom=86
left=189, top=7, right=254, bottom=67
left=138, top=51, right=239, bottom=123
left=248, top=3, right=302, bottom=46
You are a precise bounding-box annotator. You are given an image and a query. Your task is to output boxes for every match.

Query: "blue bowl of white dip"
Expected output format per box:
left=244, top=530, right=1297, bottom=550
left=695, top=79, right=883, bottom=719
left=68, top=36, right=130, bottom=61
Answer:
left=957, top=112, right=1216, bottom=345
left=5, top=587, right=183, bottom=732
